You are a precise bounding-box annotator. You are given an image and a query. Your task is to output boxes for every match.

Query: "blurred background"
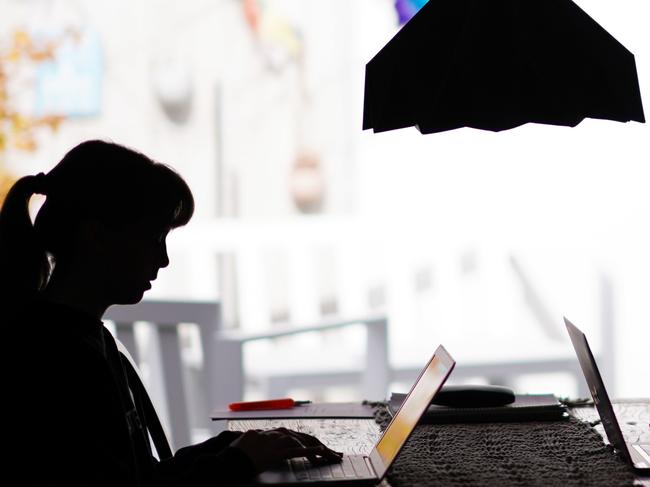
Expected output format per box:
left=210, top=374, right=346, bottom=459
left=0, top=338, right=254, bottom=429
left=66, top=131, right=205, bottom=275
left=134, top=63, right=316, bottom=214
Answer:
left=2, top=0, right=649, bottom=447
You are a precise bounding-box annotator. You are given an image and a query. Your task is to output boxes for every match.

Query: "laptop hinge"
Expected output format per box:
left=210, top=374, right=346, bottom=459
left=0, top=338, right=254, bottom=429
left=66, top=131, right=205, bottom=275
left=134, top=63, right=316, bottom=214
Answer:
left=364, top=456, right=377, bottom=477
left=632, top=445, right=650, bottom=466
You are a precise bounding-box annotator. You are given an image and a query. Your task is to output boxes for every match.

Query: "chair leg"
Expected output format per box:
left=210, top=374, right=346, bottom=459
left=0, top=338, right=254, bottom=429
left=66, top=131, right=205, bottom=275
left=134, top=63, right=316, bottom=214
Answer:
left=363, top=319, right=389, bottom=401
left=211, top=338, right=245, bottom=406
left=158, top=324, right=192, bottom=449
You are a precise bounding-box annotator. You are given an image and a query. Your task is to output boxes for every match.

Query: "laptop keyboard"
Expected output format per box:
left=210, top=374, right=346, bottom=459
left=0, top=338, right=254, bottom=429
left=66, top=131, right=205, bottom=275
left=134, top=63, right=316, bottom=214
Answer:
left=641, top=444, right=650, bottom=455
left=289, top=455, right=373, bottom=481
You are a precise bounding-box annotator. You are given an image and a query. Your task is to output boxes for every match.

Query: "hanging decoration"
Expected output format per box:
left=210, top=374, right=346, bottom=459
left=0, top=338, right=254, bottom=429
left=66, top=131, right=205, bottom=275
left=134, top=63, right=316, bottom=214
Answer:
left=1, top=28, right=71, bottom=206
left=242, top=0, right=303, bottom=73
left=0, top=29, right=67, bottom=152
left=394, top=0, right=429, bottom=25
left=33, top=26, right=103, bottom=118
left=241, top=0, right=326, bottom=213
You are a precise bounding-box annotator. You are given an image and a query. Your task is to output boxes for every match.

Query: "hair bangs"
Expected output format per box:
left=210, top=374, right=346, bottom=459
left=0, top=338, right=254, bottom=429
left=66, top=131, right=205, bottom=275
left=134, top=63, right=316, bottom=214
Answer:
left=143, top=163, right=194, bottom=231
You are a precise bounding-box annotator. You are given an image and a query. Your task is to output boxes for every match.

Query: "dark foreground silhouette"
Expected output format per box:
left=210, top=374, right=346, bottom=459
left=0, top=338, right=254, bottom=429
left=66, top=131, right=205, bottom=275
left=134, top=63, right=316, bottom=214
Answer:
left=1, top=140, right=341, bottom=486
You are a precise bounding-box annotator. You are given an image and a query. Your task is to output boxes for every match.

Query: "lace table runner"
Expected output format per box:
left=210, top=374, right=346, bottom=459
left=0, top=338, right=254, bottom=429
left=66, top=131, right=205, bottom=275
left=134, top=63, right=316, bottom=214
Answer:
left=373, top=404, right=637, bottom=487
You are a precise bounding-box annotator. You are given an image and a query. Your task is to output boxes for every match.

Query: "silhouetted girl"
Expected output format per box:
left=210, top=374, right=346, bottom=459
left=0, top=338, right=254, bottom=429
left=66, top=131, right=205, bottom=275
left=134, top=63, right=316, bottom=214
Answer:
left=1, top=140, right=340, bottom=487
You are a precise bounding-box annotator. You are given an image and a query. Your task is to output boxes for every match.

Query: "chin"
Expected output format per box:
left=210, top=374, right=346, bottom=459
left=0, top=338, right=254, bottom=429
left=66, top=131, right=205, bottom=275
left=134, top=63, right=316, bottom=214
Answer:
left=112, top=281, right=151, bottom=305
left=116, top=290, right=147, bottom=305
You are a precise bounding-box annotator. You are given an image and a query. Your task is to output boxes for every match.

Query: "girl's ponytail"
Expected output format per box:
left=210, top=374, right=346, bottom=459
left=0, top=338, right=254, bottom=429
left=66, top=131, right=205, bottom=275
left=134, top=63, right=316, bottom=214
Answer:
left=0, top=173, right=51, bottom=301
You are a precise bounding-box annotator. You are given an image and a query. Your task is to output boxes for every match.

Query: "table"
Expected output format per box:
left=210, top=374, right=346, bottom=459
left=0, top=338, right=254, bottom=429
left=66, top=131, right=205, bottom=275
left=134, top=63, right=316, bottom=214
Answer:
left=571, top=400, right=650, bottom=486
left=227, top=400, right=650, bottom=486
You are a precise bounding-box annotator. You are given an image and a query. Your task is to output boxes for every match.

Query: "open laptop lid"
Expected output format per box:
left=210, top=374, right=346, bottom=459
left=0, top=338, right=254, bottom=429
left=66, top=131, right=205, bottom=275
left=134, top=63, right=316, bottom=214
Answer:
left=564, top=318, right=633, bottom=464
left=369, top=345, right=455, bottom=480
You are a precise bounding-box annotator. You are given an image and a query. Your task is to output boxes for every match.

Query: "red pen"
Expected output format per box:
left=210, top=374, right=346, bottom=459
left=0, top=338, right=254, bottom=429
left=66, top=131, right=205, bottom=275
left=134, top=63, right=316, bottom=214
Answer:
left=228, top=398, right=312, bottom=411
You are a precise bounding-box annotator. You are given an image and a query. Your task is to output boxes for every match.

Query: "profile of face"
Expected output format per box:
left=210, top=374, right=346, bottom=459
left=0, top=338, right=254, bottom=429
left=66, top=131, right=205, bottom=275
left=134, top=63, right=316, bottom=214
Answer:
left=85, top=218, right=170, bottom=305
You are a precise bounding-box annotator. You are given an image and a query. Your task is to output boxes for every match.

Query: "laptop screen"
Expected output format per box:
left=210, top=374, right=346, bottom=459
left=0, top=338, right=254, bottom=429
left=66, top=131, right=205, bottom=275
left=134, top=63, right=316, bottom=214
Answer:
left=370, top=345, right=455, bottom=479
left=564, top=318, right=632, bottom=463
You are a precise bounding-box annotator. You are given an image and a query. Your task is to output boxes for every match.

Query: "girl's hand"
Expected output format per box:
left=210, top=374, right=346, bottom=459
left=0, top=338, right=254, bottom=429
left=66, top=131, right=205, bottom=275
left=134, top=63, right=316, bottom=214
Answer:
left=231, top=427, right=343, bottom=473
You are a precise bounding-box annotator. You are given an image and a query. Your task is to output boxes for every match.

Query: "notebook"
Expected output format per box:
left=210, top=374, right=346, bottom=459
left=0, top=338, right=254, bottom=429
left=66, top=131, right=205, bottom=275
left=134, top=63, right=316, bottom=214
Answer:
left=388, top=391, right=566, bottom=423
left=250, top=345, right=456, bottom=485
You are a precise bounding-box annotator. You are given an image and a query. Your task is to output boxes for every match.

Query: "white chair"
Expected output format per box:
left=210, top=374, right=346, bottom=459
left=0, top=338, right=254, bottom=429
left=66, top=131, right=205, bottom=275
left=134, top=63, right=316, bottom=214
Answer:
left=104, top=299, right=389, bottom=450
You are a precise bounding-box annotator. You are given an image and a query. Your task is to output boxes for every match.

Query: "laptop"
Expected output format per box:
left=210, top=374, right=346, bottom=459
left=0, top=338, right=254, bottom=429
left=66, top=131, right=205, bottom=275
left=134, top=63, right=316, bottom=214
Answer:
left=564, top=317, right=650, bottom=473
left=254, top=345, right=456, bottom=485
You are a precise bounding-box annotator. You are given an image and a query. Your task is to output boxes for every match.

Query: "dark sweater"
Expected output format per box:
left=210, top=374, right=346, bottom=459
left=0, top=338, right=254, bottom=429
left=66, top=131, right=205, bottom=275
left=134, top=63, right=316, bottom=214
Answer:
left=6, top=297, right=256, bottom=486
